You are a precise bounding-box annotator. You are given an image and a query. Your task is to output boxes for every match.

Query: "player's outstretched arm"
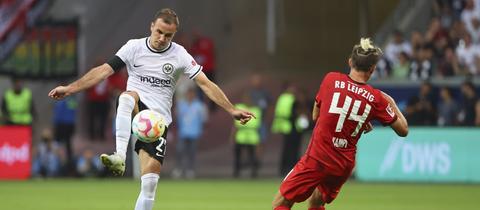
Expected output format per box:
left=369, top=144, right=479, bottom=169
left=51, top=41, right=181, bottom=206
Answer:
left=48, top=64, right=114, bottom=100
left=194, top=72, right=255, bottom=124
left=381, top=91, right=408, bottom=137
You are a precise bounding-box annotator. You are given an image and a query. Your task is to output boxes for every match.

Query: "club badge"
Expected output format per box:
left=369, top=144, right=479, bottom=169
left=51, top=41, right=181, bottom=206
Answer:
left=162, top=63, right=174, bottom=74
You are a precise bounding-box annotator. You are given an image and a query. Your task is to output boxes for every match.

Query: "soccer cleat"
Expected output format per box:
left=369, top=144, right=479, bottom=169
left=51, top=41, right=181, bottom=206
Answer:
left=100, top=153, right=125, bottom=176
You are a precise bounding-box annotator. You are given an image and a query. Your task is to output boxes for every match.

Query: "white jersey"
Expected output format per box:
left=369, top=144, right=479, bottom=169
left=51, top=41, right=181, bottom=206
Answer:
left=115, top=37, right=203, bottom=126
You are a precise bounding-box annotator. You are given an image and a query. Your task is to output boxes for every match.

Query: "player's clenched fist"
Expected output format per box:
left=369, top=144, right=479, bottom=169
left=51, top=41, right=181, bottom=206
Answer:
left=48, top=86, right=71, bottom=100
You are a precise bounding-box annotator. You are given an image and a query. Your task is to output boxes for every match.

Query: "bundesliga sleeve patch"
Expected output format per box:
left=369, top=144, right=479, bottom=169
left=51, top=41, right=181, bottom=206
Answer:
left=386, top=104, right=395, bottom=118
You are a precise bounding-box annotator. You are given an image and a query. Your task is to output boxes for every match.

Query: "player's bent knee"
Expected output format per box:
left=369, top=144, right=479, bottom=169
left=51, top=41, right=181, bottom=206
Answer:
left=122, top=91, right=140, bottom=101
left=272, top=193, right=293, bottom=208
left=308, top=189, right=326, bottom=207
left=119, top=93, right=136, bottom=105
left=118, top=94, right=136, bottom=115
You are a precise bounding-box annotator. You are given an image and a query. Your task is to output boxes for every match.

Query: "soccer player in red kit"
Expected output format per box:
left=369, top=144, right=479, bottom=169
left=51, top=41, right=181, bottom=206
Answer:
left=272, top=38, right=409, bottom=210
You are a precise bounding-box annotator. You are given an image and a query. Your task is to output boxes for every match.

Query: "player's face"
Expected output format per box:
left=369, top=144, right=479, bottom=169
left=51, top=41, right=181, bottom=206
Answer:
left=150, top=18, right=177, bottom=50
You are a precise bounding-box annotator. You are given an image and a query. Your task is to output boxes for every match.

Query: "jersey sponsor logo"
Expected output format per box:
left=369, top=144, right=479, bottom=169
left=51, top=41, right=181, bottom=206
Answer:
left=332, top=137, right=348, bottom=148
left=133, top=63, right=144, bottom=68
left=139, top=75, right=172, bottom=87
left=0, top=143, right=29, bottom=165
left=191, top=60, right=197, bottom=66
left=162, top=63, right=174, bottom=74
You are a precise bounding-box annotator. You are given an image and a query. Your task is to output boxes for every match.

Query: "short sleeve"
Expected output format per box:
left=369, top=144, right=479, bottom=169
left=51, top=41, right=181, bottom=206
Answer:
left=115, top=40, right=135, bottom=65
left=178, top=48, right=203, bottom=80
left=374, top=91, right=397, bottom=125
left=315, top=73, right=330, bottom=107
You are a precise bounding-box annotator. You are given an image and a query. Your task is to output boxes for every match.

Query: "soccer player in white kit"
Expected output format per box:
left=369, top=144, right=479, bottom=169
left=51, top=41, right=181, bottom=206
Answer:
left=48, top=8, right=255, bottom=210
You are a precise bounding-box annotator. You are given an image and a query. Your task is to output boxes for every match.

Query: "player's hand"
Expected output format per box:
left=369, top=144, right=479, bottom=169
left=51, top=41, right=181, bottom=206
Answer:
left=364, top=122, right=373, bottom=134
left=232, top=109, right=256, bottom=125
left=48, top=85, right=72, bottom=100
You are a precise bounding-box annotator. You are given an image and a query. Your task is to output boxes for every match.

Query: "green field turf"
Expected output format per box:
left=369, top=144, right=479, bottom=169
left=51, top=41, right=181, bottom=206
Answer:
left=0, top=179, right=479, bottom=210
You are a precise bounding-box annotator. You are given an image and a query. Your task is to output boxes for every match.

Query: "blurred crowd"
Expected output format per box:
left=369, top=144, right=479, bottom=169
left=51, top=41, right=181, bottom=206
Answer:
left=375, top=0, right=480, bottom=79
left=404, top=80, right=480, bottom=126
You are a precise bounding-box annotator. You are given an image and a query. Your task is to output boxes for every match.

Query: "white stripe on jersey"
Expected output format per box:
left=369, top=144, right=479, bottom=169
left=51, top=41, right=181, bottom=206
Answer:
left=115, top=37, right=203, bottom=125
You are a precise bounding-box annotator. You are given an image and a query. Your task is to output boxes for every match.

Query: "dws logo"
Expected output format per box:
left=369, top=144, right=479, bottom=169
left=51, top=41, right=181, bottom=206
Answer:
left=139, top=76, right=172, bottom=88
left=379, top=139, right=451, bottom=175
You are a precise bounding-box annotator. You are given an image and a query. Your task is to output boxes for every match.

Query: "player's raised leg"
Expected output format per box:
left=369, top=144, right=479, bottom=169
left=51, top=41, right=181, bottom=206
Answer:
left=272, top=191, right=294, bottom=210
left=307, top=188, right=326, bottom=210
left=134, top=149, right=162, bottom=210
left=101, top=91, right=140, bottom=175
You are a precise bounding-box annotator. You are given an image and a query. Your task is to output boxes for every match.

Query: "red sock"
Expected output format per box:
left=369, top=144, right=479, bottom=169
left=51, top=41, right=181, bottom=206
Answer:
left=274, top=206, right=290, bottom=210
left=308, top=207, right=325, bottom=210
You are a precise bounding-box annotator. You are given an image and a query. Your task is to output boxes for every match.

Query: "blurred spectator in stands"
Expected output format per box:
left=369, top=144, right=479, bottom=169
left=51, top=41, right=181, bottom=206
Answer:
left=458, top=81, right=479, bottom=126
left=53, top=94, right=77, bottom=176
left=86, top=70, right=110, bottom=140
left=171, top=87, right=207, bottom=179
left=461, top=0, right=480, bottom=43
left=437, top=87, right=459, bottom=126
left=409, top=44, right=434, bottom=80
left=108, top=68, right=128, bottom=98
left=373, top=58, right=391, bottom=79
left=271, top=82, right=306, bottom=177
left=190, top=29, right=217, bottom=111
left=433, top=0, right=465, bottom=21
left=433, top=36, right=453, bottom=70
left=449, top=20, right=469, bottom=46
left=435, top=1, right=455, bottom=29
left=410, top=30, right=425, bottom=59
left=391, top=52, right=411, bottom=80
left=31, top=128, right=62, bottom=177
left=231, top=93, right=262, bottom=178
left=191, top=29, right=215, bottom=81
left=385, top=30, right=412, bottom=67
left=294, top=87, right=312, bottom=134
left=248, top=73, right=272, bottom=158
left=405, top=81, right=437, bottom=125
left=425, top=17, right=450, bottom=44
left=1, top=77, right=35, bottom=125
left=76, top=149, right=104, bottom=177
left=438, top=47, right=463, bottom=76
left=456, top=33, right=480, bottom=75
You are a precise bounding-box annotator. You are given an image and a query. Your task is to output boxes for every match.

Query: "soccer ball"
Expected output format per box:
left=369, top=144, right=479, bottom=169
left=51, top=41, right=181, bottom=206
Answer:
left=132, top=109, right=166, bottom=143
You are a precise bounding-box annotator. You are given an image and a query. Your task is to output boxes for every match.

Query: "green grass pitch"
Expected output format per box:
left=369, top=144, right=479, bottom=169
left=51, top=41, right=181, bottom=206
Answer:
left=0, top=179, right=479, bottom=210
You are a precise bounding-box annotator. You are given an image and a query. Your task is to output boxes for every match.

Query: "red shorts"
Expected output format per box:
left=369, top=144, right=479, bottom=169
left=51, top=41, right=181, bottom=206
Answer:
left=279, top=155, right=351, bottom=203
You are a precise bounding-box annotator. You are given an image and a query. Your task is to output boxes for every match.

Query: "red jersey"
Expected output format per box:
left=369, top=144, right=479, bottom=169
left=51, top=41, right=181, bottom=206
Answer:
left=306, top=72, right=397, bottom=175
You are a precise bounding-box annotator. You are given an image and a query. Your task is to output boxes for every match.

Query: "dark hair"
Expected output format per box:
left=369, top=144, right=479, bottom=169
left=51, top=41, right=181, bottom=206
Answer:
left=153, top=8, right=179, bottom=27
left=350, top=38, right=383, bottom=72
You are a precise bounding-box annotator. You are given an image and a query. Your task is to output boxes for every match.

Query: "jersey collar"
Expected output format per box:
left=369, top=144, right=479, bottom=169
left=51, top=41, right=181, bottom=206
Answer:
left=146, top=37, right=172, bottom=53
left=347, top=75, right=367, bottom=85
